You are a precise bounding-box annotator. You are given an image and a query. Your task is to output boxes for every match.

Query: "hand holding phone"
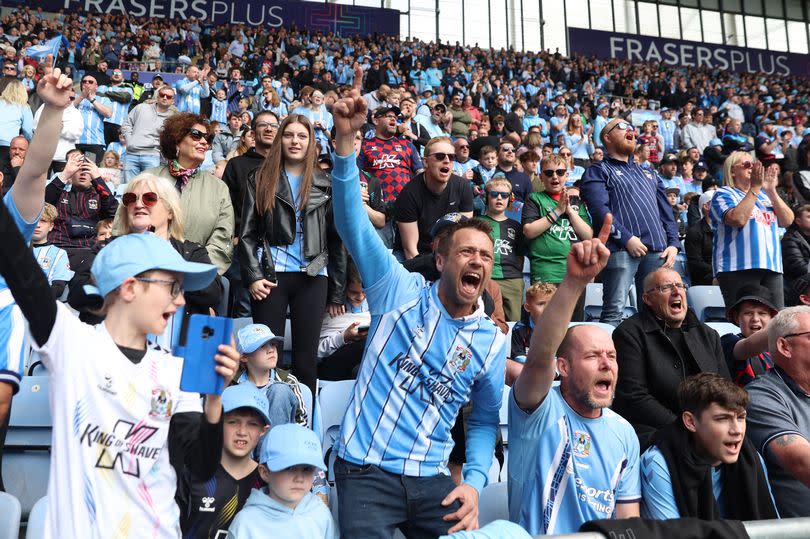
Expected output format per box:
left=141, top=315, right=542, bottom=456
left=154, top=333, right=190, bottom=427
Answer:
left=177, top=314, right=235, bottom=395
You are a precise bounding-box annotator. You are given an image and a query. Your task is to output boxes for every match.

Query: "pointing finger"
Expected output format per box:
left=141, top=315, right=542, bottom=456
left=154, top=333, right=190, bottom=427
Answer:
left=353, top=63, right=363, bottom=93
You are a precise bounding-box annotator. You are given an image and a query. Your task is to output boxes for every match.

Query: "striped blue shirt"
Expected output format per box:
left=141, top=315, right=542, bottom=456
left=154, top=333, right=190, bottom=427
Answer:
left=658, top=119, right=676, bottom=151
left=174, top=77, right=210, bottom=114
left=210, top=98, right=228, bottom=124
left=709, top=187, right=782, bottom=274
left=331, top=152, right=506, bottom=492
left=98, top=85, right=133, bottom=125
left=508, top=387, right=641, bottom=535
left=580, top=157, right=680, bottom=253
left=33, top=244, right=74, bottom=284
left=453, top=158, right=479, bottom=177
left=77, top=97, right=111, bottom=146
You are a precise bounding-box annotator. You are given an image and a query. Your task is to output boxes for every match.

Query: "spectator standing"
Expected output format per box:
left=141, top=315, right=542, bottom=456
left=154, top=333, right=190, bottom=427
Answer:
left=612, top=268, right=731, bottom=448
left=510, top=215, right=641, bottom=535
left=682, top=109, right=716, bottom=153
left=298, top=89, right=333, bottom=154
left=0, top=135, right=28, bottom=195
left=74, top=73, right=113, bottom=164
left=396, top=95, right=431, bottom=154
left=212, top=112, right=244, bottom=163
left=746, top=306, right=810, bottom=517
left=658, top=108, right=676, bottom=153
left=710, top=154, right=793, bottom=309
left=120, top=84, right=177, bottom=182
left=238, top=114, right=347, bottom=394
left=449, top=92, right=472, bottom=137
left=175, top=64, right=211, bottom=115
left=0, top=78, right=32, bottom=171
left=563, top=114, right=594, bottom=168
left=98, top=68, right=133, bottom=146
left=494, top=140, right=533, bottom=204
left=593, top=103, right=611, bottom=148
left=580, top=118, right=681, bottom=326
left=416, top=101, right=452, bottom=139
left=684, top=190, right=716, bottom=286
left=781, top=204, right=810, bottom=299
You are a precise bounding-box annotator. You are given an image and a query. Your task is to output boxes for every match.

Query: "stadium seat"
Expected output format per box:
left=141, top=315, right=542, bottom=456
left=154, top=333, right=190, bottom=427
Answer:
left=0, top=491, right=21, bottom=539
left=298, top=382, right=313, bottom=428
left=317, top=380, right=355, bottom=481
left=583, top=283, right=637, bottom=321
left=478, top=481, right=509, bottom=526
left=688, top=285, right=727, bottom=322
left=231, top=316, right=253, bottom=338
left=3, top=376, right=51, bottom=519
left=706, top=322, right=741, bottom=337
left=569, top=321, right=616, bottom=335
left=499, top=385, right=511, bottom=445
left=217, top=275, right=230, bottom=317
left=26, top=496, right=47, bottom=538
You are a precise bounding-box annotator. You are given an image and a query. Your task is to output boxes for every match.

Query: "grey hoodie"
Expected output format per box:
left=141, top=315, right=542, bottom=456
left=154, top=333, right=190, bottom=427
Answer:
left=228, top=488, right=338, bottom=539
left=120, top=102, right=178, bottom=155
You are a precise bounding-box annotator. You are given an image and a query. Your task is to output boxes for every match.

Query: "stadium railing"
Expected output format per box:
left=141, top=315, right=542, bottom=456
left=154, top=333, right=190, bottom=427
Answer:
left=543, top=518, right=810, bottom=538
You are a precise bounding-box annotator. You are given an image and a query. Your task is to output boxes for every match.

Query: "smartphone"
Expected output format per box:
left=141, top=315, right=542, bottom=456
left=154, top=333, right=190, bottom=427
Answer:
left=357, top=325, right=370, bottom=333
left=176, top=314, right=233, bottom=395
left=84, top=151, right=97, bottom=164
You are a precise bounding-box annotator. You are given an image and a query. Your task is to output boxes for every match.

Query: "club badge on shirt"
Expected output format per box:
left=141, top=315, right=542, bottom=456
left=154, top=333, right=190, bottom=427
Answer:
left=573, top=431, right=592, bottom=458
left=450, top=345, right=472, bottom=374
left=150, top=386, right=174, bottom=419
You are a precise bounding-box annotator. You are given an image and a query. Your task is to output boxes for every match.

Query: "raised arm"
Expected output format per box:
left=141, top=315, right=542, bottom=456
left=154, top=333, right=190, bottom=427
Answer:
left=513, top=215, right=612, bottom=411
left=14, top=68, right=74, bottom=222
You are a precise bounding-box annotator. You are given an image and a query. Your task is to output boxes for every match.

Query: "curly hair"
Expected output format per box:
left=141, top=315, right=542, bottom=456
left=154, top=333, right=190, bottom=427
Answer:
left=159, top=112, right=209, bottom=161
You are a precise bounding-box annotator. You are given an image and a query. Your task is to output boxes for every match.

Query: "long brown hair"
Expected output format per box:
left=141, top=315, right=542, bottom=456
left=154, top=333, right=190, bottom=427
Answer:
left=255, top=114, right=318, bottom=214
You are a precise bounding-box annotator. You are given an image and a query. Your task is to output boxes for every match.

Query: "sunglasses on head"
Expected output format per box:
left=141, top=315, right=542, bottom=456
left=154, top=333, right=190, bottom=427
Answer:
left=542, top=169, right=567, bottom=178
left=122, top=191, right=159, bottom=207
left=428, top=152, right=456, bottom=162
left=488, top=190, right=511, bottom=199
left=187, top=128, right=213, bottom=143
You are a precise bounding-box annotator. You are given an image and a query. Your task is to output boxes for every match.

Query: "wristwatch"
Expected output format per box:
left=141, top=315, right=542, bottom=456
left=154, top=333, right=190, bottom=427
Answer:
left=89, top=97, right=96, bottom=103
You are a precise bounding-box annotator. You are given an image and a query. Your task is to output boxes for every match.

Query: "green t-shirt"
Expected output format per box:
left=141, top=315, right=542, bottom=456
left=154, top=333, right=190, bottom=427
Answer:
left=477, top=214, right=525, bottom=279
left=522, top=191, right=592, bottom=284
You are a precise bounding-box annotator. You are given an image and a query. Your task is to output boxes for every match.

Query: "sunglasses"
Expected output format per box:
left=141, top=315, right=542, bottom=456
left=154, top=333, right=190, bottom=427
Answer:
left=738, top=161, right=754, bottom=169
left=500, top=147, right=515, bottom=153
left=255, top=121, right=280, bottom=130
left=187, top=128, right=214, bottom=144
left=428, top=152, right=456, bottom=162
left=542, top=169, right=567, bottom=177
left=81, top=79, right=96, bottom=84
left=122, top=191, right=159, bottom=207
left=559, top=152, right=572, bottom=157
left=488, top=191, right=511, bottom=199
left=603, top=121, right=636, bottom=138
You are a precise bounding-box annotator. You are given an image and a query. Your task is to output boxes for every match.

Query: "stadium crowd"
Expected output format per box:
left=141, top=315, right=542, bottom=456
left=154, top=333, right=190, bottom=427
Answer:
left=2, top=4, right=810, bottom=538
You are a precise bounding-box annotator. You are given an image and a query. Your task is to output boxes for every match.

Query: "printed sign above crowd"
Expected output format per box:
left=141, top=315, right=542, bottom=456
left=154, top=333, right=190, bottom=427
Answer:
left=569, top=27, right=810, bottom=77
left=32, top=0, right=400, bottom=36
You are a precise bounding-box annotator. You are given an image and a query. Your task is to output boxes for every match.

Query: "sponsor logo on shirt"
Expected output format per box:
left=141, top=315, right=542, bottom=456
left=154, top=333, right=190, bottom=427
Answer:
left=98, top=372, right=117, bottom=396
left=199, top=496, right=216, bottom=512
left=574, top=476, right=615, bottom=515
left=372, top=154, right=403, bottom=169
left=80, top=419, right=161, bottom=477
left=493, top=238, right=513, bottom=256
left=388, top=352, right=454, bottom=406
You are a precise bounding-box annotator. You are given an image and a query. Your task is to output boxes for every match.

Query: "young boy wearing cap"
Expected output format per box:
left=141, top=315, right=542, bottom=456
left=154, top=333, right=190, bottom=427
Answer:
left=228, top=424, right=338, bottom=538
left=721, top=285, right=778, bottom=387
left=0, top=217, right=240, bottom=536
left=178, top=384, right=270, bottom=538
left=665, top=187, right=687, bottom=238
left=236, top=323, right=308, bottom=427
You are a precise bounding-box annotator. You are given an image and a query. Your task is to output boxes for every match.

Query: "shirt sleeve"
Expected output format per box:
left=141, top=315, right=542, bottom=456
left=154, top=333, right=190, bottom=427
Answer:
left=640, top=446, right=680, bottom=519
left=710, top=188, right=736, bottom=229
left=521, top=195, right=542, bottom=224
left=746, top=379, right=807, bottom=456
left=616, top=425, right=642, bottom=503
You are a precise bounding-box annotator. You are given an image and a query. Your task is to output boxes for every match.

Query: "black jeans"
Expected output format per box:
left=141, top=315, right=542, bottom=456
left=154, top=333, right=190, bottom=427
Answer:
left=716, top=269, right=785, bottom=311
left=334, top=457, right=461, bottom=539
left=250, top=272, right=327, bottom=394
left=317, top=340, right=365, bottom=381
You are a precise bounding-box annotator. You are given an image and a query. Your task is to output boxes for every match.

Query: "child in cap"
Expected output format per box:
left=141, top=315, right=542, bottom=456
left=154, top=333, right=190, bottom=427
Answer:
left=31, top=202, right=74, bottom=299
left=236, top=323, right=308, bottom=427
left=178, top=384, right=271, bottom=538
left=228, top=423, right=338, bottom=539
left=0, top=204, right=240, bottom=537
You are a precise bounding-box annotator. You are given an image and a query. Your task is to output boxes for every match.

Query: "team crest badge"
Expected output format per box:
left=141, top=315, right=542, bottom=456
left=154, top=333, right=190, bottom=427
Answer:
left=449, top=346, right=472, bottom=373
left=88, top=199, right=99, bottom=210
left=573, top=430, right=591, bottom=458
left=150, top=387, right=174, bottom=419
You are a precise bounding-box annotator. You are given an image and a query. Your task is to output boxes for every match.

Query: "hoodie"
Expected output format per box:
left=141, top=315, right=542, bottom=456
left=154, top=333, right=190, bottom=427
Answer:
left=228, top=489, right=338, bottom=539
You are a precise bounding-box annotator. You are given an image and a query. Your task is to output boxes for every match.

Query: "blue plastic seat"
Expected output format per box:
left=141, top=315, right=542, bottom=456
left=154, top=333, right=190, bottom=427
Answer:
left=687, top=285, right=727, bottom=322
left=0, top=492, right=21, bottom=539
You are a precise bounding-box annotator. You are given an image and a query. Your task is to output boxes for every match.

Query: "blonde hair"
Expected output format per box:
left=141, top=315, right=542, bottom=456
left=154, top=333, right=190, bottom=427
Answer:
left=526, top=282, right=557, bottom=301
left=102, top=150, right=120, bottom=167
left=541, top=154, right=567, bottom=170
left=723, top=151, right=754, bottom=188
left=485, top=177, right=512, bottom=193
left=1, top=79, right=29, bottom=106
left=114, top=174, right=185, bottom=240
left=40, top=202, right=58, bottom=222
left=424, top=136, right=454, bottom=156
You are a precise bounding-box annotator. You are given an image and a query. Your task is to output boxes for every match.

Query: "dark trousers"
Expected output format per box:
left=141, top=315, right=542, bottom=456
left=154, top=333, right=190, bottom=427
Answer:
left=334, top=457, right=461, bottom=539
left=75, top=144, right=106, bottom=165
left=717, top=269, right=785, bottom=310
left=225, top=258, right=252, bottom=318
left=317, top=340, right=365, bottom=381
left=250, top=272, right=327, bottom=394
left=103, top=122, right=121, bottom=147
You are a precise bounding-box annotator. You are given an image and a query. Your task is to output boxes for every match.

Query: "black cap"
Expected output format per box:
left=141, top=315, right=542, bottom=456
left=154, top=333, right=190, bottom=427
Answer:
left=430, top=213, right=469, bottom=239
left=694, top=160, right=709, bottom=171
left=372, top=105, right=400, bottom=118
left=727, top=284, right=779, bottom=320
left=665, top=187, right=681, bottom=197
left=660, top=154, right=679, bottom=165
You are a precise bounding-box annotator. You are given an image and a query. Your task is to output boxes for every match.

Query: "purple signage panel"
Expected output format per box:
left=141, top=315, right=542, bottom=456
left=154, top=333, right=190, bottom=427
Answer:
left=568, top=27, right=810, bottom=77
left=26, top=0, right=400, bottom=36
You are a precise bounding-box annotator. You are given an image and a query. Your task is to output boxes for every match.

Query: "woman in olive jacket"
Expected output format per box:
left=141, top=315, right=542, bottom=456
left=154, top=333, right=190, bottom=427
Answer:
left=239, top=114, right=346, bottom=393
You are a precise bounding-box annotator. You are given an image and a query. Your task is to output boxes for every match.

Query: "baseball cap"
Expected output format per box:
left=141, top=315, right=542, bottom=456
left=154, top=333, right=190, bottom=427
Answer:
left=726, top=284, right=779, bottom=320
left=259, top=423, right=326, bottom=472
left=665, top=187, right=681, bottom=197
left=694, top=160, right=709, bottom=171
left=698, top=190, right=716, bottom=218
left=709, top=138, right=723, bottom=147
left=433, top=103, right=447, bottom=113
left=84, top=233, right=217, bottom=298
left=221, top=384, right=271, bottom=425
left=596, top=103, right=609, bottom=112
left=660, top=107, right=670, bottom=112
left=236, top=323, right=284, bottom=354
left=660, top=154, right=679, bottom=165
left=430, top=213, right=468, bottom=239
left=802, top=127, right=810, bottom=137
left=372, top=105, right=400, bottom=118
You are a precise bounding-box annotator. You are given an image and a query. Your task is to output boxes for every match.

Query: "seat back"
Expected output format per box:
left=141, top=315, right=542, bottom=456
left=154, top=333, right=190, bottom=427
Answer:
left=583, top=283, right=637, bottom=321
left=297, top=382, right=313, bottom=428
left=317, top=380, right=356, bottom=482
left=706, top=322, right=741, bottom=337
left=687, top=285, right=727, bottom=322
left=478, top=482, right=509, bottom=527
left=0, top=492, right=20, bottom=539
left=25, top=496, right=47, bottom=538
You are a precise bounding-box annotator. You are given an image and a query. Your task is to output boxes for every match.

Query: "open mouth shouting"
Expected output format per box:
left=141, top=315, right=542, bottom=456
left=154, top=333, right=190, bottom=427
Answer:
left=460, top=271, right=482, bottom=297
left=593, top=376, right=613, bottom=399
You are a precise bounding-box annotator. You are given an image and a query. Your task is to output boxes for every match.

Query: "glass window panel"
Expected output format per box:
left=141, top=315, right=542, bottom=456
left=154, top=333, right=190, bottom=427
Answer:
left=681, top=0, right=699, bottom=6
left=506, top=0, right=521, bottom=51
left=542, top=0, right=567, bottom=54
left=588, top=0, right=614, bottom=31
left=724, top=0, right=742, bottom=13
left=701, top=10, right=723, bottom=43
left=681, top=7, right=702, bottom=42
left=565, top=0, right=590, bottom=29
left=334, top=0, right=354, bottom=5
left=723, top=12, right=745, bottom=45
left=765, top=18, right=788, bottom=51
left=385, top=0, right=410, bottom=9
left=659, top=5, right=681, bottom=39
left=787, top=21, right=809, bottom=53
left=400, top=13, right=409, bottom=40
left=744, top=16, right=766, bottom=48
left=742, top=0, right=763, bottom=15
left=354, top=0, right=382, bottom=7
left=786, top=0, right=804, bottom=19
left=614, top=0, right=637, bottom=33
left=638, top=2, right=659, bottom=37
left=522, top=0, right=542, bottom=52
left=765, top=0, right=784, bottom=17
left=701, top=0, right=720, bottom=9
left=438, top=0, right=464, bottom=45
left=464, top=0, right=491, bottom=48
left=490, top=0, right=508, bottom=50
left=409, top=0, right=437, bottom=43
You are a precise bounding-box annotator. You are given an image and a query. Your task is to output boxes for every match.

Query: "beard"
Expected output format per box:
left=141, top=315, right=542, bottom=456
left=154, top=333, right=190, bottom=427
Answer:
left=566, top=379, right=613, bottom=411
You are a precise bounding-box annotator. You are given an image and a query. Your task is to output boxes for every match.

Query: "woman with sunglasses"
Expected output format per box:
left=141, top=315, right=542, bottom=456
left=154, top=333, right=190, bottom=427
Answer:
left=557, top=146, right=585, bottom=185
left=709, top=152, right=794, bottom=308
left=563, top=114, right=594, bottom=169
left=144, top=112, right=234, bottom=274
left=239, top=114, right=347, bottom=395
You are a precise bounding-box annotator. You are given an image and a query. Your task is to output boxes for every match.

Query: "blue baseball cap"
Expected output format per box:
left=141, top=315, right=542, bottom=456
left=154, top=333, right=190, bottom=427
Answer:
left=222, top=384, right=271, bottom=425
left=236, top=323, right=284, bottom=354
left=84, top=233, right=217, bottom=298
left=596, top=103, right=609, bottom=112
left=709, top=138, right=723, bottom=146
left=259, top=423, right=326, bottom=472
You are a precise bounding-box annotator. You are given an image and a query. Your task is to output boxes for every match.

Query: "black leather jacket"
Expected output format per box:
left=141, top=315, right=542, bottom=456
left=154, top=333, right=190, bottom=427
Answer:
left=238, top=168, right=346, bottom=304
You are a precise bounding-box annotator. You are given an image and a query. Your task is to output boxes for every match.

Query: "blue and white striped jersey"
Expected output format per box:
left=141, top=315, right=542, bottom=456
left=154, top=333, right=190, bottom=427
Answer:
left=78, top=97, right=111, bottom=145
left=508, top=387, right=641, bottom=535
left=658, top=119, right=676, bottom=151
left=709, top=186, right=782, bottom=275
left=453, top=158, right=479, bottom=177
left=174, top=78, right=210, bottom=114
left=98, top=85, right=133, bottom=125
left=33, top=244, right=74, bottom=284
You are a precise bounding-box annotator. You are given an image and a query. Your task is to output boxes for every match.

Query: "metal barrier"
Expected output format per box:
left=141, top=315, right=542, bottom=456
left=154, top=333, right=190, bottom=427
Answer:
left=541, top=518, right=810, bottom=538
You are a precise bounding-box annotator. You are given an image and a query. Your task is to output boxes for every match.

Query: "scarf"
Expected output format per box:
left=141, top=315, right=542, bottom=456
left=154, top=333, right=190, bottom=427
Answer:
left=168, top=159, right=199, bottom=192
left=652, top=419, right=778, bottom=521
